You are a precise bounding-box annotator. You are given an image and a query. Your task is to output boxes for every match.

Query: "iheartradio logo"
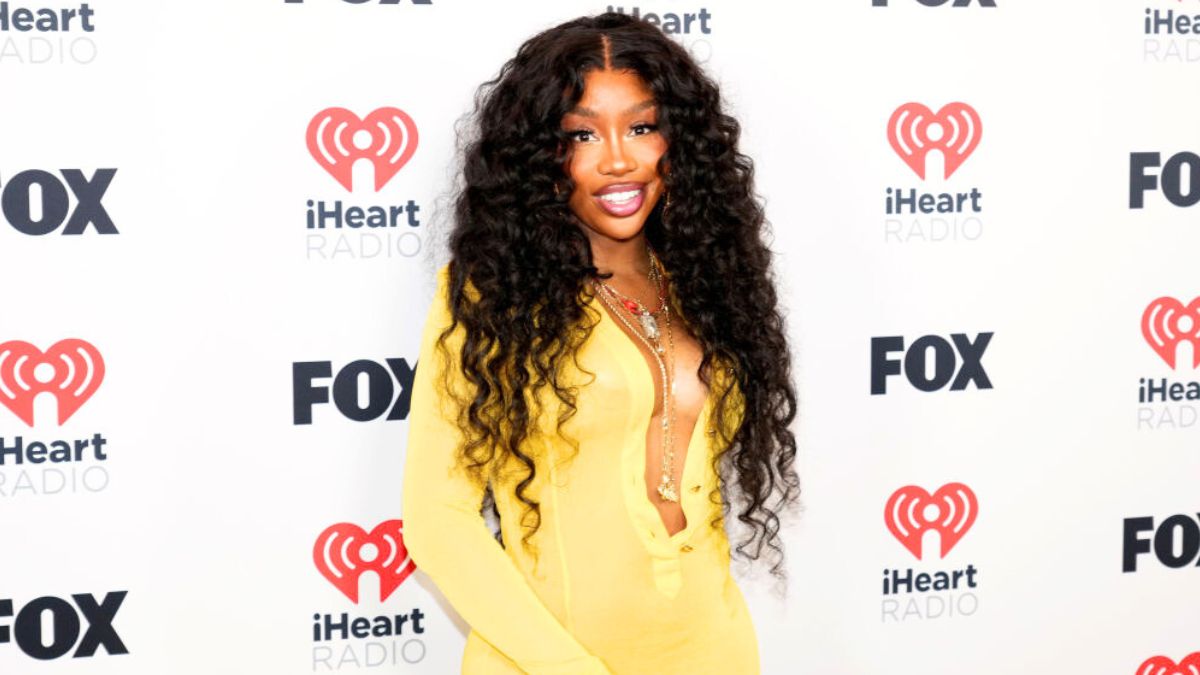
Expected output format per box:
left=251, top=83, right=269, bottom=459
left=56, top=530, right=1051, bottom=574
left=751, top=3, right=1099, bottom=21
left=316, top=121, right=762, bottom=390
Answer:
left=885, top=483, right=978, bottom=560
left=0, top=339, right=105, bottom=427
left=1137, top=653, right=1200, bottom=675
left=1142, top=297, right=1200, bottom=369
left=313, top=520, right=417, bottom=604
left=306, top=107, right=419, bottom=192
left=887, top=102, right=982, bottom=180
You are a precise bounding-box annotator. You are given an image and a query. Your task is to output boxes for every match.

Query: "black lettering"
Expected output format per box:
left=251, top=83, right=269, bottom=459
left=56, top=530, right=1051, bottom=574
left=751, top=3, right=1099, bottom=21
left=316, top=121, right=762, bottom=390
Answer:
left=15, top=596, right=79, bottom=660
left=1149, top=9, right=1178, bottom=34
left=1161, top=152, right=1200, bottom=207
left=405, top=199, right=420, bottom=227
left=2, top=170, right=69, bottom=235
left=1130, top=152, right=1161, bottom=209
left=80, top=4, right=97, bottom=32
left=1154, top=514, right=1200, bottom=568
left=0, top=598, right=12, bottom=644
left=386, top=358, right=415, bottom=420
left=91, top=433, right=108, bottom=461
left=11, top=7, right=33, bottom=30
left=964, top=564, right=978, bottom=587
left=72, top=591, right=128, bottom=657
left=870, top=337, right=904, bottom=395
left=323, top=613, right=349, bottom=641
left=293, top=362, right=332, bottom=425
left=61, top=169, right=118, bottom=235
left=904, top=335, right=955, bottom=392
left=333, top=360, right=393, bottom=422
left=315, top=200, right=342, bottom=229
left=0, top=437, right=24, bottom=465
left=949, top=332, right=993, bottom=390
left=1122, top=516, right=1154, bottom=572
left=888, top=568, right=913, bottom=593
left=1144, top=378, right=1169, bottom=403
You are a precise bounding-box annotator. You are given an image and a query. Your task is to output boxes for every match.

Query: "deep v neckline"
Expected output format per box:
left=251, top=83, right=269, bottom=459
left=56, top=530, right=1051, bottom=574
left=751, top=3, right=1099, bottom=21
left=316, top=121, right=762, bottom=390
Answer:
left=584, top=284, right=712, bottom=544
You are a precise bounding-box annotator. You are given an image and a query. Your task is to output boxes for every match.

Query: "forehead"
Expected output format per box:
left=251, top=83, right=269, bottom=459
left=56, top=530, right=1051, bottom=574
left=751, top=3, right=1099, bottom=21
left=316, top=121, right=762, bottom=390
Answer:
left=572, top=68, right=655, bottom=113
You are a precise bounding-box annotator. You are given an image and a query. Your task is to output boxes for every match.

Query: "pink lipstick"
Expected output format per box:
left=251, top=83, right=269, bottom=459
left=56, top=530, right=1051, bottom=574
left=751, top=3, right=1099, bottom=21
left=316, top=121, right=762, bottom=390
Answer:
left=593, top=182, right=646, bottom=217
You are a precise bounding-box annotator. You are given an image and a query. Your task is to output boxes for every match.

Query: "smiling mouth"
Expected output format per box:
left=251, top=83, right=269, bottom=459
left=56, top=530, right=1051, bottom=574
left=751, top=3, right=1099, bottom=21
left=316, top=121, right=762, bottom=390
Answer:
left=593, top=184, right=646, bottom=217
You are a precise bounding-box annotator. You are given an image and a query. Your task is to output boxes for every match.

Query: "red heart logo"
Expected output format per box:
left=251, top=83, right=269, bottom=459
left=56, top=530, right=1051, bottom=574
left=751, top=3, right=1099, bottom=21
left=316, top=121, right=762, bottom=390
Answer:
left=313, top=520, right=416, bottom=603
left=0, top=339, right=105, bottom=427
left=887, top=102, right=982, bottom=180
left=885, top=483, right=978, bottom=560
left=1142, top=297, right=1200, bottom=369
left=306, top=107, right=419, bottom=192
left=1136, top=652, right=1200, bottom=675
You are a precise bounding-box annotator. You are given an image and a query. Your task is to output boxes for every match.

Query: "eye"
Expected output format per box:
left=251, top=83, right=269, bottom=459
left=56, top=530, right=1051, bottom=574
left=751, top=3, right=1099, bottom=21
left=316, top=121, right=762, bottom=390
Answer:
left=630, top=123, right=658, bottom=137
left=566, top=128, right=596, bottom=143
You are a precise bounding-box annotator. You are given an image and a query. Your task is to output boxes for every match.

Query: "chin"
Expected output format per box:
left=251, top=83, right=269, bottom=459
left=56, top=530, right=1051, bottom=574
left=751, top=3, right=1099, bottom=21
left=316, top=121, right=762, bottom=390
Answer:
left=575, top=196, right=663, bottom=243
left=587, top=215, right=651, bottom=242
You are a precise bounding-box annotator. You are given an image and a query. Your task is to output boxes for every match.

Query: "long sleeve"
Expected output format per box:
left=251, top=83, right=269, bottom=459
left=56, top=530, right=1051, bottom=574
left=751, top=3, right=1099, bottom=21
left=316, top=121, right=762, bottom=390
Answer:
left=401, top=265, right=612, bottom=675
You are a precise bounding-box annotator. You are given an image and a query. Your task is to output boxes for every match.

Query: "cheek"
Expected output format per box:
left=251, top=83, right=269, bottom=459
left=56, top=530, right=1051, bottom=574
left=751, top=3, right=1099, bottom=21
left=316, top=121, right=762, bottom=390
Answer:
left=564, top=146, right=604, bottom=196
left=644, top=139, right=669, bottom=175
left=565, top=144, right=601, bottom=174
left=564, top=154, right=581, bottom=182
left=559, top=146, right=575, bottom=176
left=565, top=167, right=592, bottom=212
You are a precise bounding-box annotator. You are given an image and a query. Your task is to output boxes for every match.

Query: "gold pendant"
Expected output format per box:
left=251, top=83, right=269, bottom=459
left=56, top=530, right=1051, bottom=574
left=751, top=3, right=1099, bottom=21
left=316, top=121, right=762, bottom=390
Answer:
left=657, top=479, right=679, bottom=503
left=638, top=311, right=660, bottom=340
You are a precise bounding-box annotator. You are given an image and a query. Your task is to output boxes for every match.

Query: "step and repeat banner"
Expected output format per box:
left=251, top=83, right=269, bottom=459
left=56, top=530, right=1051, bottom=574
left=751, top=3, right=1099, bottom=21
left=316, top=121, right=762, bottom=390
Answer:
left=1, top=1, right=1197, bottom=673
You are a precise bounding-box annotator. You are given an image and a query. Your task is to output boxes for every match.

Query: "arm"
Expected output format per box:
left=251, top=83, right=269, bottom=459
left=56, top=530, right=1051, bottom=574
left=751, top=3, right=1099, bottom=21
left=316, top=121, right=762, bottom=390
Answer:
left=401, top=265, right=611, bottom=675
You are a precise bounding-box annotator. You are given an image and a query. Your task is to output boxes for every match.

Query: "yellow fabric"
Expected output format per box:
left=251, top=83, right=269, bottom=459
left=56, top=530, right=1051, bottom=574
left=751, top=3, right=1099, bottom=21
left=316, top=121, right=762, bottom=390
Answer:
left=402, top=264, right=760, bottom=675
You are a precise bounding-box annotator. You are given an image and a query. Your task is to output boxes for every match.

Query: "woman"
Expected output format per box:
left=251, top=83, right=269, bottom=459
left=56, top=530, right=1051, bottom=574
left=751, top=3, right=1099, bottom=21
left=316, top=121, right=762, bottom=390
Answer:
left=402, top=12, right=799, bottom=674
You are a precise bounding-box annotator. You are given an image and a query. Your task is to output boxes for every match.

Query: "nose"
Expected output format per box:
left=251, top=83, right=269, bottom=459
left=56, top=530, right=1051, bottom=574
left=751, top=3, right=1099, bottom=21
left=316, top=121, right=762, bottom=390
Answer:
left=598, top=131, right=636, bottom=176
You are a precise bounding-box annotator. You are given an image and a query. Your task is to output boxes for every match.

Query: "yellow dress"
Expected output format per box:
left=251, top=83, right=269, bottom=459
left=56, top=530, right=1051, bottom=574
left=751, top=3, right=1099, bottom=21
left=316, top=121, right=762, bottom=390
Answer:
left=402, top=265, right=760, bottom=675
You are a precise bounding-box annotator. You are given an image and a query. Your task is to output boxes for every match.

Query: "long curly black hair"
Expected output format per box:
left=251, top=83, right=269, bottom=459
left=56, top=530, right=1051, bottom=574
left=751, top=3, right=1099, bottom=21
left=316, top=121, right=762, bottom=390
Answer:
left=439, top=11, right=800, bottom=579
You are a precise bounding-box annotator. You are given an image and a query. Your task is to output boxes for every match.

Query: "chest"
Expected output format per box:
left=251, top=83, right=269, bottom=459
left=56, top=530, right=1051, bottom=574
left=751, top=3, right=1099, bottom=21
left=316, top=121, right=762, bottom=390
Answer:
left=587, top=293, right=709, bottom=425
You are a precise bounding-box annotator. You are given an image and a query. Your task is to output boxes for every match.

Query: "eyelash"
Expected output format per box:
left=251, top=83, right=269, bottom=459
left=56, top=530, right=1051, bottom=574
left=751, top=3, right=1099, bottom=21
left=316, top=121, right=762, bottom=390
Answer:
left=566, top=123, right=658, bottom=142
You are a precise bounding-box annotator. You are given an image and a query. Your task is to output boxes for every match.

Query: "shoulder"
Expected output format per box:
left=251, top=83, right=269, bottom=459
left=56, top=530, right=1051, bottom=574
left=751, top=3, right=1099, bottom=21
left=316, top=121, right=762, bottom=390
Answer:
left=417, top=262, right=483, bottom=365
left=430, top=260, right=483, bottom=308
left=431, top=261, right=451, bottom=301
left=417, top=263, right=458, bottom=359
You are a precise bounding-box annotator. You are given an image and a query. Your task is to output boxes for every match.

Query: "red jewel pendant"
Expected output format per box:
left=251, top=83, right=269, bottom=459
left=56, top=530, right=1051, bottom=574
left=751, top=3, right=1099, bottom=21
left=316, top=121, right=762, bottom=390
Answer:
left=609, top=286, right=661, bottom=340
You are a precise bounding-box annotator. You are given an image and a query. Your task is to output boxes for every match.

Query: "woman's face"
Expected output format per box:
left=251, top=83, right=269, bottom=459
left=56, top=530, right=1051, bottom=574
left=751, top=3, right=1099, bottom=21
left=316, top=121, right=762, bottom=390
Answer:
left=560, top=68, right=668, bottom=244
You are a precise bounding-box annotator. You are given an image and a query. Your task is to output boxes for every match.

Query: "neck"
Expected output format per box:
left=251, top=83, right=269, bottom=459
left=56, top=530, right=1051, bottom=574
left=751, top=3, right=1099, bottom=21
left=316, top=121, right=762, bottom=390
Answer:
left=586, top=230, right=652, bottom=279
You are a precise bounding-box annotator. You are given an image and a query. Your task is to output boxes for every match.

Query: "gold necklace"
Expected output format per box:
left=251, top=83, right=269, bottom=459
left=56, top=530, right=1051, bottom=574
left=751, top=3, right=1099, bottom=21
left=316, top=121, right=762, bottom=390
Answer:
left=592, top=251, right=680, bottom=502
left=596, top=254, right=666, bottom=341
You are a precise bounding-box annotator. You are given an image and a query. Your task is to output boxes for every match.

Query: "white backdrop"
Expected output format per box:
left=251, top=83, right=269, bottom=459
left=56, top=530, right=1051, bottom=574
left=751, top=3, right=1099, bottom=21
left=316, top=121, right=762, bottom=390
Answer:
left=1, top=1, right=1198, bottom=673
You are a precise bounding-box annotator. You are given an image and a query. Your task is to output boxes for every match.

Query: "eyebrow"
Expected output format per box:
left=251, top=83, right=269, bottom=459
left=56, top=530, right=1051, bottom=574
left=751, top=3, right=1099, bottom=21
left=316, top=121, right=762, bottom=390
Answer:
left=568, top=99, right=657, bottom=118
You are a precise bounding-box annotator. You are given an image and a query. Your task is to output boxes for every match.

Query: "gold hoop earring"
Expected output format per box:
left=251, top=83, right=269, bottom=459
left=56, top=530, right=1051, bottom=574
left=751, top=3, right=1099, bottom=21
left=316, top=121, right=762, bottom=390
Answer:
left=664, top=190, right=672, bottom=211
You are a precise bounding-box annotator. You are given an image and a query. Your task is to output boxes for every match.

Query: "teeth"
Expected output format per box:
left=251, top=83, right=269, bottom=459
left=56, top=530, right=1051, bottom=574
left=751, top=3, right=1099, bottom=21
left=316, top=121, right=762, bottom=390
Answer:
left=599, top=189, right=640, bottom=204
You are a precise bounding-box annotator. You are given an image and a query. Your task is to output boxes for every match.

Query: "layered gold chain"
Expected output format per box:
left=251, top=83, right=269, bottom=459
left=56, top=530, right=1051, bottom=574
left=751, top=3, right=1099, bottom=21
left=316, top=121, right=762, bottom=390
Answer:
left=592, top=250, right=680, bottom=502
